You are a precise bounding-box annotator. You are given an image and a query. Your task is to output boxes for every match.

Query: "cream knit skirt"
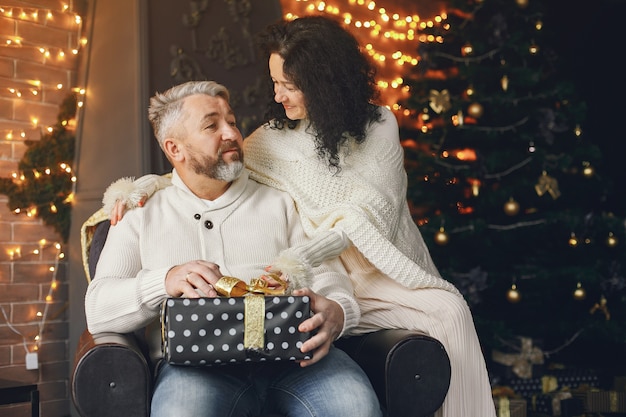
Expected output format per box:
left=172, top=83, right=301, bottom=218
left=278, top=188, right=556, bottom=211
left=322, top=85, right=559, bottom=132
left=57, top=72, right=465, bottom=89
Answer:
left=340, top=246, right=496, bottom=417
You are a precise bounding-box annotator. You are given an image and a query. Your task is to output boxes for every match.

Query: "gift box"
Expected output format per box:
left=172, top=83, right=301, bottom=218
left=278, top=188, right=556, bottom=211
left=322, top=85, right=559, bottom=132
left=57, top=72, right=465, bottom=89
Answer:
left=507, top=369, right=601, bottom=401
left=584, top=389, right=626, bottom=413
left=161, top=294, right=312, bottom=365
left=493, top=396, right=527, bottom=417
left=529, top=392, right=584, bottom=416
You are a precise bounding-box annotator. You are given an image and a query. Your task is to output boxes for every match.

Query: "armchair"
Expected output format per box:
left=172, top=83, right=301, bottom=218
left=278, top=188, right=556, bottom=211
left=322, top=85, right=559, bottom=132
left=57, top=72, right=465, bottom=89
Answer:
left=71, top=212, right=451, bottom=417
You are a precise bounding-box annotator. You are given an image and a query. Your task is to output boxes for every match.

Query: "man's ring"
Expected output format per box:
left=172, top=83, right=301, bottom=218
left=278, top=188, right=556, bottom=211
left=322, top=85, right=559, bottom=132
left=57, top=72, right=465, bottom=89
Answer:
left=185, top=272, right=191, bottom=282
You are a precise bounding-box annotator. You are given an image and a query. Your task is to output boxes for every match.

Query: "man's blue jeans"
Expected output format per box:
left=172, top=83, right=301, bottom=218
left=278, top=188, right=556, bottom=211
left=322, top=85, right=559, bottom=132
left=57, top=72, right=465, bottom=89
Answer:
left=151, top=346, right=382, bottom=417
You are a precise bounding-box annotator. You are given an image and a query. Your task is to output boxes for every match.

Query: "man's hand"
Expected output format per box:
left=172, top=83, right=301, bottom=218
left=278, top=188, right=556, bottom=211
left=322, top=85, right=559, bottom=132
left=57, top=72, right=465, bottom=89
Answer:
left=293, top=287, right=344, bottom=367
left=165, top=260, right=222, bottom=298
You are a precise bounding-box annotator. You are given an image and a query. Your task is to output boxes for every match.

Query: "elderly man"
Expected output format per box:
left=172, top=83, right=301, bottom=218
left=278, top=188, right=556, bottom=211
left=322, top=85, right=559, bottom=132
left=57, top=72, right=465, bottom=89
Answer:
left=84, top=80, right=381, bottom=417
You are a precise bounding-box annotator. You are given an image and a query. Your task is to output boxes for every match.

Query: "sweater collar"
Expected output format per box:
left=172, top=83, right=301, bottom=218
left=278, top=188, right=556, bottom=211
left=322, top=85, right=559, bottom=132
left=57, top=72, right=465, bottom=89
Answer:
left=170, top=168, right=250, bottom=210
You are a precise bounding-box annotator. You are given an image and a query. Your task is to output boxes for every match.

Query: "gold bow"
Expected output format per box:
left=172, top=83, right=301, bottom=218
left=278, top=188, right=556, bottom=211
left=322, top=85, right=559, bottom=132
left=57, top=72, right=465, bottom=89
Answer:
left=492, top=337, right=544, bottom=379
left=213, top=275, right=289, bottom=351
left=214, top=274, right=288, bottom=297
left=535, top=171, right=561, bottom=199
left=429, top=89, right=452, bottom=114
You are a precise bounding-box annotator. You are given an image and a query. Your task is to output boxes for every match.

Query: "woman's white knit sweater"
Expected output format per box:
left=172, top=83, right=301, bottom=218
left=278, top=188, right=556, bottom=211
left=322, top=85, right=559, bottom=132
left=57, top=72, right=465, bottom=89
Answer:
left=244, top=106, right=459, bottom=294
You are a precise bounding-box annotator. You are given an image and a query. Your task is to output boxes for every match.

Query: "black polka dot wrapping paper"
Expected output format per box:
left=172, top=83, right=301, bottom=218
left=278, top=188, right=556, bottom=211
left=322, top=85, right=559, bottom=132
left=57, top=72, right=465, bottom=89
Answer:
left=161, top=295, right=312, bottom=365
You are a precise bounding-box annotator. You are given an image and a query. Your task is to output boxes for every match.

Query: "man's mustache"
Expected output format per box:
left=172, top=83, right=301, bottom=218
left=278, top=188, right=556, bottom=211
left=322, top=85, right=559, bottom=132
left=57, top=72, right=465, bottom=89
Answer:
left=218, top=141, right=242, bottom=158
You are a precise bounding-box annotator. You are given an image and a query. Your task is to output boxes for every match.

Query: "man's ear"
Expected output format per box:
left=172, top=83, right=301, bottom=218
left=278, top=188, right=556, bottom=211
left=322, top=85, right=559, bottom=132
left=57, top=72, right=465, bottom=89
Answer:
left=163, top=138, right=184, bottom=162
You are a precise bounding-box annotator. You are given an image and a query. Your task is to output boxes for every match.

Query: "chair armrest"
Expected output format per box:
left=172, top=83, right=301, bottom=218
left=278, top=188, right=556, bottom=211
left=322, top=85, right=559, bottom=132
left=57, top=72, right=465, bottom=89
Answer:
left=336, top=329, right=451, bottom=417
left=71, top=329, right=152, bottom=417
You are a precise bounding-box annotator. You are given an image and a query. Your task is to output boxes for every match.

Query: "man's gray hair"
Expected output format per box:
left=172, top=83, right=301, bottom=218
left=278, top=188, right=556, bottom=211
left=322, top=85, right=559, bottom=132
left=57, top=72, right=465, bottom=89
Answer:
left=148, top=81, right=230, bottom=145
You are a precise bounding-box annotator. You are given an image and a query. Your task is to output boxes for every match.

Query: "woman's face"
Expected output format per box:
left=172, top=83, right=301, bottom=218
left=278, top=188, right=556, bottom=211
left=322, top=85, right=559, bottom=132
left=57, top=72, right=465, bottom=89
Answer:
left=269, top=53, right=307, bottom=120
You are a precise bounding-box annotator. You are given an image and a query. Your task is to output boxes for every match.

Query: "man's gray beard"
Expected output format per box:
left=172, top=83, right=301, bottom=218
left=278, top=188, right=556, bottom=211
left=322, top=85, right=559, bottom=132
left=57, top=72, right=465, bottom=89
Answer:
left=214, top=159, right=243, bottom=181
left=189, top=150, right=244, bottom=182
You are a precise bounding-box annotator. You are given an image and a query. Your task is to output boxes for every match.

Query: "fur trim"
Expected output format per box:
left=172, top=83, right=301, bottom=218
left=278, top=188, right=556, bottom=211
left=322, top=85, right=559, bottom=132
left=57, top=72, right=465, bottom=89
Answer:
left=271, top=248, right=313, bottom=290
left=101, top=177, right=145, bottom=215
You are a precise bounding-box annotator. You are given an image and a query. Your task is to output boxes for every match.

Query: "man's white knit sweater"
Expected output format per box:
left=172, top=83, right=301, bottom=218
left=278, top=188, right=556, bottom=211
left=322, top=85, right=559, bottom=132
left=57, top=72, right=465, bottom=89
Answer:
left=86, top=169, right=360, bottom=361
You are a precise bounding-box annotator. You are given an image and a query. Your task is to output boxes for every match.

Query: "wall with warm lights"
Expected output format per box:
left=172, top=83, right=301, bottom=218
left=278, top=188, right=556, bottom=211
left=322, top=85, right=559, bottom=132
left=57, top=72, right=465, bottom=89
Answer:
left=0, top=1, right=86, bottom=416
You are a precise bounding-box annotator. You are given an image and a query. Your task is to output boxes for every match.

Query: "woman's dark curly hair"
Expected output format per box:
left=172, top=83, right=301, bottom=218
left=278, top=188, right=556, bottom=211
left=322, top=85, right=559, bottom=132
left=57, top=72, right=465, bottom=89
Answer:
left=257, top=15, right=382, bottom=172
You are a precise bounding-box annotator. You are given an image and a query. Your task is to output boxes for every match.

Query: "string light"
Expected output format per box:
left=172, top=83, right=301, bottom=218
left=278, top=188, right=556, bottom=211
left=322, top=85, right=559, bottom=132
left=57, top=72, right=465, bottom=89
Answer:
left=281, top=0, right=448, bottom=117
left=0, top=1, right=84, bottom=366
left=0, top=241, right=64, bottom=353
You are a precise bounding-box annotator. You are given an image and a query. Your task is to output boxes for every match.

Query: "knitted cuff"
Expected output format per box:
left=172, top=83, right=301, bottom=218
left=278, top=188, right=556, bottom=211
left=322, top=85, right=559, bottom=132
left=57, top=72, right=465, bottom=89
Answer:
left=270, top=230, right=349, bottom=291
left=291, top=229, right=349, bottom=268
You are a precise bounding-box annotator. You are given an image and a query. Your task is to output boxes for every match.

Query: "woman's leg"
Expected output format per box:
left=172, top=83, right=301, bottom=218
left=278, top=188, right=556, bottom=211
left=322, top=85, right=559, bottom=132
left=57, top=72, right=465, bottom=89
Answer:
left=351, top=273, right=497, bottom=417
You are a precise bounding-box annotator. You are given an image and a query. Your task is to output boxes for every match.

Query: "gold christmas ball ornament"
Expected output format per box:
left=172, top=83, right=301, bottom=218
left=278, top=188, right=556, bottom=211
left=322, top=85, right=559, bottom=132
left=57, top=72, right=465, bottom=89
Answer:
left=573, top=282, right=586, bottom=301
left=467, top=102, right=484, bottom=119
left=500, top=75, right=509, bottom=91
left=568, top=232, right=578, bottom=247
left=503, top=197, right=520, bottom=216
left=434, top=227, right=449, bottom=245
left=607, top=232, right=618, bottom=247
left=574, top=124, right=583, bottom=137
left=506, top=284, right=521, bottom=303
left=516, top=0, right=529, bottom=8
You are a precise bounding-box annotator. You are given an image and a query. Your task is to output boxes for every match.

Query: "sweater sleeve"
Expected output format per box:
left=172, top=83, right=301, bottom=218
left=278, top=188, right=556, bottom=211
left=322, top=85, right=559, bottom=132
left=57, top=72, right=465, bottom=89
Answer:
left=271, top=229, right=350, bottom=286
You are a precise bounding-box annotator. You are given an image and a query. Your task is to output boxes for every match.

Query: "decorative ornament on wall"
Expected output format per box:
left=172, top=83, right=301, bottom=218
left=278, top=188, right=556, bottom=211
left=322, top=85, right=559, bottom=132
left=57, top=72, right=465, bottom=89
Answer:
left=170, top=46, right=206, bottom=83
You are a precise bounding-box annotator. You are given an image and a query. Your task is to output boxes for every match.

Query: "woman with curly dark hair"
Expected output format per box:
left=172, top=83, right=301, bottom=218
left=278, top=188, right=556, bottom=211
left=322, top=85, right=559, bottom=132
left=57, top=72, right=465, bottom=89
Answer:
left=103, top=16, right=496, bottom=417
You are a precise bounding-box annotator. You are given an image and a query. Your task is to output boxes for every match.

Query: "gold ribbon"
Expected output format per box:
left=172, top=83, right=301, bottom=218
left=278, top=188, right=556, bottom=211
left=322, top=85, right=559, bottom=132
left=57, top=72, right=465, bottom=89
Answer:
left=497, top=396, right=511, bottom=417
left=542, top=376, right=558, bottom=393
left=213, top=275, right=289, bottom=351
left=551, top=391, right=572, bottom=415
left=492, top=337, right=544, bottom=379
left=611, top=391, right=619, bottom=412
left=244, top=294, right=265, bottom=350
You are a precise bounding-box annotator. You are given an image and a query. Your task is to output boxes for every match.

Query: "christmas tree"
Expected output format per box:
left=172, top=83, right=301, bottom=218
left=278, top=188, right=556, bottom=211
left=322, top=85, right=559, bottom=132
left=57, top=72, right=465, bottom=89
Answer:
left=400, top=0, right=625, bottom=371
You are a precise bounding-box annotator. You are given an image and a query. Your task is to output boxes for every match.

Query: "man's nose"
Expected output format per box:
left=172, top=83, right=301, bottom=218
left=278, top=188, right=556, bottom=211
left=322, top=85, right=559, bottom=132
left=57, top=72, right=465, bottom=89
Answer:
left=221, top=124, right=239, bottom=140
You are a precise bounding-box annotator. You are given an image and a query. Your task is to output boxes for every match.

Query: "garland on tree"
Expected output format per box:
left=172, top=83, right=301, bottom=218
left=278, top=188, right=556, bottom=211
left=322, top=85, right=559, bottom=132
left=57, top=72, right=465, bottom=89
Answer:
left=0, top=94, right=77, bottom=242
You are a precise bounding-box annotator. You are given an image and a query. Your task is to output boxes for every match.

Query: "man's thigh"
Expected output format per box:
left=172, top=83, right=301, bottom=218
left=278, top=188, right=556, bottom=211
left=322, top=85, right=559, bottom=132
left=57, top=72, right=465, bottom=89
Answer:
left=267, top=347, right=382, bottom=417
left=151, top=361, right=261, bottom=417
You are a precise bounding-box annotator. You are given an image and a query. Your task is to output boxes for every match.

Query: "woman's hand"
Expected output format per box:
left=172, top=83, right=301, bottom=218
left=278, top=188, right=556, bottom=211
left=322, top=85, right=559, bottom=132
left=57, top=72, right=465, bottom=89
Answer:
left=110, top=196, right=146, bottom=225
